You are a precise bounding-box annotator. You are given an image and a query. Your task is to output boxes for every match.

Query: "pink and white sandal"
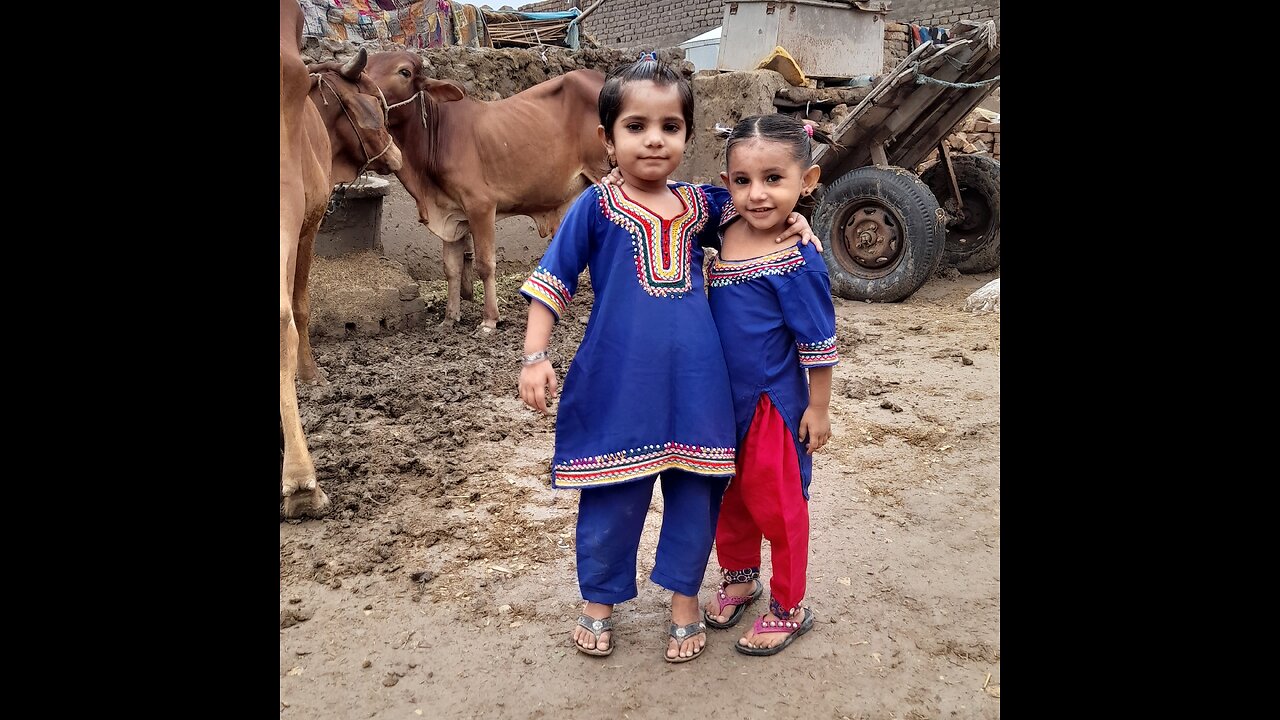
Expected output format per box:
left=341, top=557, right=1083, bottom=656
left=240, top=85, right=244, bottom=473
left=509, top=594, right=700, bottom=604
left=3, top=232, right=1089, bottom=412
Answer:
left=734, top=607, right=815, bottom=656
left=704, top=578, right=764, bottom=629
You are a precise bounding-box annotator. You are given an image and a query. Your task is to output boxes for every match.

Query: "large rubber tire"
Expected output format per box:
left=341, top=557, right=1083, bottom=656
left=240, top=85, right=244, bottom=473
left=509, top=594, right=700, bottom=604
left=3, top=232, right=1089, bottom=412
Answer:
left=813, top=166, right=946, bottom=303
left=921, top=154, right=1000, bottom=273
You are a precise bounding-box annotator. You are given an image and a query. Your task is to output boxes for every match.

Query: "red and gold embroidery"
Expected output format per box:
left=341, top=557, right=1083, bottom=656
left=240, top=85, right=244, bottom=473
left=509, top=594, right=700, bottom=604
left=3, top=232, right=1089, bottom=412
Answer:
left=597, top=183, right=709, bottom=298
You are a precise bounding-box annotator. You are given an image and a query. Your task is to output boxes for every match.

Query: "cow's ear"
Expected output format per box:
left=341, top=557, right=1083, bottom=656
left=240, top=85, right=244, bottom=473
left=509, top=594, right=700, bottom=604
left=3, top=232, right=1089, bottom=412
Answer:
left=424, top=78, right=465, bottom=103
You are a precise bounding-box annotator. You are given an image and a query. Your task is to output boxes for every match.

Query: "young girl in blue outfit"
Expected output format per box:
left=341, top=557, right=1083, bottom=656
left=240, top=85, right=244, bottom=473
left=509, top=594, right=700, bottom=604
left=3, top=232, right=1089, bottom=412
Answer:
left=701, top=114, right=839, bottom=656
left=517, top=56, right=816, bottom=663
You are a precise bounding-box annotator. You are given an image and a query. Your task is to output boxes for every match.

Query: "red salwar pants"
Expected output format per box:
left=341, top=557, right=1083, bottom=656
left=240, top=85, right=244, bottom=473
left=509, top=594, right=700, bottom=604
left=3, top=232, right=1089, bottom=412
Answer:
left=715, top=393, right=809, bottom=617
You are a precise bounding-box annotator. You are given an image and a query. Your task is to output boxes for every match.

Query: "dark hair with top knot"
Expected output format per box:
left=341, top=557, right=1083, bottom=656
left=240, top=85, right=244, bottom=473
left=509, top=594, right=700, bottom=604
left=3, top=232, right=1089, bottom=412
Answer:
left=722, top=114, right=835, bottom=169
left=598, top=52, right=695, bottom=141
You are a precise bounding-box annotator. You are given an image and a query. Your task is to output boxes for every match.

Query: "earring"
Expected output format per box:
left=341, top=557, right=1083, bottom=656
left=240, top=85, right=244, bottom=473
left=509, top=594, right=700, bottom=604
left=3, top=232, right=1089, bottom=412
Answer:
left=608, top=154, right=617, bottom=168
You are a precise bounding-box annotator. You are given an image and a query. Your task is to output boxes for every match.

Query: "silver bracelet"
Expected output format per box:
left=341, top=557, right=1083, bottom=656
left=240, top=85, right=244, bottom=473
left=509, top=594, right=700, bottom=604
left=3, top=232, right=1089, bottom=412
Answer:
left=521, top=349, right=550, bottom=366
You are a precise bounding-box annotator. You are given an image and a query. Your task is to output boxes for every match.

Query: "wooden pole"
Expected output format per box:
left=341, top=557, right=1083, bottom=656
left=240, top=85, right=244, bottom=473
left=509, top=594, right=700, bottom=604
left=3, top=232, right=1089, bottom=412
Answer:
left=567, top=0, right=607, bottom=29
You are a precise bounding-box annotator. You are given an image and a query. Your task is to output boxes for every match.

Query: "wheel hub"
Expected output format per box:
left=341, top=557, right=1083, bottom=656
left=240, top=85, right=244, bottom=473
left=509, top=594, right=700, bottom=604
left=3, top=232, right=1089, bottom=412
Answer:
left=841, top=207, right=899, bottom=270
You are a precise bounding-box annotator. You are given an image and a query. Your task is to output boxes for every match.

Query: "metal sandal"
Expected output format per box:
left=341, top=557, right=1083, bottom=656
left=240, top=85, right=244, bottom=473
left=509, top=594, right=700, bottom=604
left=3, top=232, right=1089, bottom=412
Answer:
left=664, top=620, right=707, bottom=663
left=574, top=613, right=615, bottom=657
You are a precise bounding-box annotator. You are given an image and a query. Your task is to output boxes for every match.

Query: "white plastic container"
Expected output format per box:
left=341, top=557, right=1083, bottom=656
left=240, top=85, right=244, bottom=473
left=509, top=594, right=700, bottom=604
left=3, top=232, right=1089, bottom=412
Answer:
left=679, top=26, right=722, bottom=72
left=716, top=0, right=888, bottom=79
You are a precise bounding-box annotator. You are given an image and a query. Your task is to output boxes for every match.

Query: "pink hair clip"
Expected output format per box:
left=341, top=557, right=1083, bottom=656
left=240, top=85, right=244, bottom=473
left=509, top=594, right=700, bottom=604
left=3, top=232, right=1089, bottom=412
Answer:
left=804, top=124, right=814, bottom=138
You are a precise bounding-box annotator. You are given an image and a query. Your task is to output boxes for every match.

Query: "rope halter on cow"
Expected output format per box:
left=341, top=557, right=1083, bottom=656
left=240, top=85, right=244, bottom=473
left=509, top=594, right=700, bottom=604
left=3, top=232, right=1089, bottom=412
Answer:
left=386, top=91, right=429, bottom=129
left=310, top=72, right=396, bottom=214
left=309, top=73, right=394, bottom=178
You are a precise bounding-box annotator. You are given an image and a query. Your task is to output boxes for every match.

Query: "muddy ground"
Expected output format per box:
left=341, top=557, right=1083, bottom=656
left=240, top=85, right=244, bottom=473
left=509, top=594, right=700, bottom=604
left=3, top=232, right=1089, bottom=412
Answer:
left=280, top=266, right=1001, bottom=719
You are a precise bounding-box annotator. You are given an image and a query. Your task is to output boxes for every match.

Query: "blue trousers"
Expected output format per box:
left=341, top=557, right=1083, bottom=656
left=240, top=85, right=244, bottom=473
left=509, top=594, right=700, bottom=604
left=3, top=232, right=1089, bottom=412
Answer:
left=576, top=469, right=730, bottom=603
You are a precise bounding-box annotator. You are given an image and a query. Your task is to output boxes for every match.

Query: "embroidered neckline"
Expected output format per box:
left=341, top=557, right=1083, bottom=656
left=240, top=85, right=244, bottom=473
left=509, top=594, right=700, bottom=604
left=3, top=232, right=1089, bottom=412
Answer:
left=707, top=244, right=806, bottom=287
left=714, top=244, right=803, bottom=265
left=596, top=183, right=709, bottom=298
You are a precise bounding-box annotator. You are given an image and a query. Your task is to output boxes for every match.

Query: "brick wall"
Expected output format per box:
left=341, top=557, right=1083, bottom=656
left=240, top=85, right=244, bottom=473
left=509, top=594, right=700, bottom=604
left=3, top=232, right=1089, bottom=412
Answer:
left=887, top=0, right=1000, bottom=32
left=514, top=1, right=998, bottom=48
left=519, top=0, right=575, bottom=11
left=883, top=21, right=910, bottom=74
left=518, top=0, right=725, bottom=49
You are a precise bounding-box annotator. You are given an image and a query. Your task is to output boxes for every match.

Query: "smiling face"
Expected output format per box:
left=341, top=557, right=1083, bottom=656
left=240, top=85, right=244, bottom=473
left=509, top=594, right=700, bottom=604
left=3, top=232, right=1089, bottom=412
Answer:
left=600, top=80, right=688, bottom=187
left=721, top=138, right=821, bottom=236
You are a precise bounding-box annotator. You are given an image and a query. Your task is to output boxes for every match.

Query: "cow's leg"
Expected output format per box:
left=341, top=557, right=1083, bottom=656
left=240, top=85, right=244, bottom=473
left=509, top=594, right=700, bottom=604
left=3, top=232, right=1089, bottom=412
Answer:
left=293, top=222, right=327, bottom=385
left=441, top=237, right=466, bottom=327
left=460, top=233, right=475, bottom=302
left=471, top=208, right=500, bottom=333
left=281, top=226, right=329, bottom=518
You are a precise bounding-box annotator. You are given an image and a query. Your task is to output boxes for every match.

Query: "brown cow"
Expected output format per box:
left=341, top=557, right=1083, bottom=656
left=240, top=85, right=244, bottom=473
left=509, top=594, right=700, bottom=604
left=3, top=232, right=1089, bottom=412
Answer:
left=365, top=51, right=610, bottom=332
left=280, top=0, right=402, bottom=518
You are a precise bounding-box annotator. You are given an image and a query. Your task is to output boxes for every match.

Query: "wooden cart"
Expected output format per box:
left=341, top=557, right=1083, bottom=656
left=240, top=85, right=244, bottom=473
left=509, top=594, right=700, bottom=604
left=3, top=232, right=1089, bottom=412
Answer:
left=810, top=19, right=1001, bottom=302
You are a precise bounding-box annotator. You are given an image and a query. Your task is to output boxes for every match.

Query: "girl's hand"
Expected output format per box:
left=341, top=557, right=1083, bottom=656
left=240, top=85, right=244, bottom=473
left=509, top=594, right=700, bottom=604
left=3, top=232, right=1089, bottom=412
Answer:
left=797, top=406, right=831, bottom=455
left=778, top=212, right=824, bottom=253
left=519, top=361, right=558, bottom=415
left=601, top=167, right=624, bottom=187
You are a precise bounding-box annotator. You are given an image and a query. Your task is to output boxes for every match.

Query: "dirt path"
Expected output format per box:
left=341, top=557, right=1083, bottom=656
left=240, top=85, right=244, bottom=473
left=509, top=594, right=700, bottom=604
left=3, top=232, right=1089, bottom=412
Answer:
left=280, top=267, right=1001, bottom=719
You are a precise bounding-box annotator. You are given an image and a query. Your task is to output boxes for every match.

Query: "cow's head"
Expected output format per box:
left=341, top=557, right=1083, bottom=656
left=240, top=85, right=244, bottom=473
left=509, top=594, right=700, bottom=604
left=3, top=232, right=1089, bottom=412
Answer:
left=365, top=51, right=466, bottom=132
left=306, top=48, right=403, bottom=183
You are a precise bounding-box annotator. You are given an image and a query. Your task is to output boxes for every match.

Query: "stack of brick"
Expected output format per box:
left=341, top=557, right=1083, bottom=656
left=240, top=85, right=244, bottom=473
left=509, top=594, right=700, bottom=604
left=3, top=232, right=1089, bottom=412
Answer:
left=946, top=108, right=1000, bottom=158
left=883, top=22, right=911, bottom=73
left=915, top=108, right=1000, bottom=172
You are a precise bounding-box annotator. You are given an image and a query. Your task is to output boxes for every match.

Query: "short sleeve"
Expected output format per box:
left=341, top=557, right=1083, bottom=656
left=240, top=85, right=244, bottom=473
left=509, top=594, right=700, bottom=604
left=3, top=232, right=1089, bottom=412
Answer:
left=519, top=187, right=597, bottom=322
left=778, top=268, right=839, bottom=368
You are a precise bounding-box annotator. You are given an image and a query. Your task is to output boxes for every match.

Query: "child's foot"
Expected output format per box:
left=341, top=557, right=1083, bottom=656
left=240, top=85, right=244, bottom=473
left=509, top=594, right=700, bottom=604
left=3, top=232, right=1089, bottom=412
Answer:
left=736, top=607, right=815, bottom=656
left=703, top=580, right=761, bottom=626
left=573, top=602, right=614, bottom=655
left=666, top=592, right=707, bottom=662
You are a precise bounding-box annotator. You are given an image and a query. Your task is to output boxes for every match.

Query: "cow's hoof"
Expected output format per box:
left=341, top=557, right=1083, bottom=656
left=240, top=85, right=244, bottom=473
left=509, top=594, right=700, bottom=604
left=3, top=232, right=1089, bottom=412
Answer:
left=473, top=324, right=497, bottom=337
left=298, top=367, right=329, bottom=386
left=283, top=486, right=330, bottom=519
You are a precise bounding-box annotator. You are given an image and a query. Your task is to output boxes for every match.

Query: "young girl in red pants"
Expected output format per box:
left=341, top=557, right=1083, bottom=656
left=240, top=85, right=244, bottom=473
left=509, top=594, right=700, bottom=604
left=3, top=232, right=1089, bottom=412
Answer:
left=701, top=114, right=839, bottom=656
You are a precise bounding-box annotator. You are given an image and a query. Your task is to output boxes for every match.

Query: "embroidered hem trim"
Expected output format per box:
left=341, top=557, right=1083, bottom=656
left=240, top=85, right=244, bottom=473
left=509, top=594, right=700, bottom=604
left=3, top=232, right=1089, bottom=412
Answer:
left=553, top=441, right=735, bottom=487
left=723, top=567, right=760, bottom=584
left=768, top=597, right=804, bottom=620
left=519, top=266, right=571, bottom=319
left=798, top=334, right=839, bottom=367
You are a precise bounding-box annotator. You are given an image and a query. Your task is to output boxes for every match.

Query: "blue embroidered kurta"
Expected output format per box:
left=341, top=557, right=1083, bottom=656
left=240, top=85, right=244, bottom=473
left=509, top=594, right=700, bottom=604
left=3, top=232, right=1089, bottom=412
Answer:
left=707, top=201, right=840, bottom=498
left=520, top=182, right=738, bottom=489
